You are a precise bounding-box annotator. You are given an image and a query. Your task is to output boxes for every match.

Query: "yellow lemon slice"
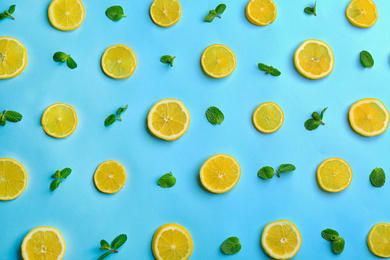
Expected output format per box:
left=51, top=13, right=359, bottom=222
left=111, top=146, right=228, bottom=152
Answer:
left=0, top=158, right=27, bottom=201
left=101, top=44, right=137, bottom=79
left=246, top=0, right=277, bottom=26
left=261, top=220, right=302, bottom=260
left=294, top=39, right=334, bottom=80
left=317, top=158, right=352, bottom=193
left=199, top=154, right=241, bottom=194
left=147, top=99, right=190, bottom=141
left=94, top=160, right=126, bottom=194
left=150, top=0, right=181, bottom=27
left=21, top=226, right=66, bottom=260
left=349, top=98, right=389, bottom=137
left=346, top=0, right=378, bottom=28
left=368, top=223, right=390, bottom=258
left=253, top=102, right=284, bottom=134
left=0, top=37, right=27, bottom=79
left=48, top=0, right=85, bottom=31
left=41, top=103, right=77, bottom=138
left=201, top=44, right=236, bottom=78
left=152, top=223, right=193, bottom=260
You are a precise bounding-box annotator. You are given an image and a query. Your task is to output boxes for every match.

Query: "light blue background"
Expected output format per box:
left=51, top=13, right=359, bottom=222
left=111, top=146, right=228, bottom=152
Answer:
left=1, top=0, right=390, bottom=259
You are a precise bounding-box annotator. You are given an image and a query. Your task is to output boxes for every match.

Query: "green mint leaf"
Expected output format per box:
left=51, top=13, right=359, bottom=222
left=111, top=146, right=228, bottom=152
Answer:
left=111, top=234, right=127, bottom=250
left=100, top=240, right=111, bottom=250
left=278, top=164, right=296, bottom=173
left=313, top=2, right=317, bottom=15
left=158, top=172, right=176, bottom=188
left=9, top=5, right=15, bottom=14
left=360, top=50, right=374, bottom=68
left=304, top=118, right=320, bottom=131
left=258, top=63, right=269, bottom=72
left=53, top=52, right=68, bottom=62
left=52, top=170, right=61, bottom=179
left=320, top=107, right=327, bottom=120
left=0, top=115, right=6, bottom=126
left=257, top=166, right=275, bottom=179
left=117, top=104, right=128, bottom=115
left=221, top=237, right=241, bottom=255
left=370, top=168, right=385, bottom=187
left=97, top=251, right=113, bottom=260
left=67, top=56, right=77, bottom=69
left=4, top=111, right=22, bottom=122
left=4, top=10, right=10, bottom=16
left=206, top=106, right=224, bottom=125
left=304, top=7, right=314, bottom=15
left=321, top=229, right=339, bottom=241
left=50, top=179, right=60, bottom=192
left=210, top=9, right=217, bottom=15
left=60, top=168, right=72, bottom=179
left=269, top=67, right=281, bottom=76
left=332, top=237, right=345, bottom=254
left=215, top=4, right=226, bottom=14
left=312, top=112, right=320, bottom=121
left=106, top=6, right=126, bottom=21
left=104, top=114, right=117, bottom=126
left=205, top=13, right=216, bottom=22
left=0, top=13, right=7, bottom=20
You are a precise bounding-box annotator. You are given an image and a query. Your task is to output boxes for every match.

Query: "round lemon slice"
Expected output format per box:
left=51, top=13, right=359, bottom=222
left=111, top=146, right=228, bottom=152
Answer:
left=294, top=39, right=334, bottom=80
left=368, top=223, right=390, bottom=258
left=199, top=154, right=241, bottom=193
left=150, top=0, right=181, bottom=27
left=253, top=102, right=284, bottom=133
left=201, top=44, right=236, bottom=78
left=246, top=0, right=277, bottom=26
left=94, top=160, right=127, bottom=194
left=0, top=37, right=28, bottom=79
left=48, top=0, right=85, bottom=31
left=21, top=226, right=66, bottom=260
left=0, top=158, right=27, bottom=201
left=317, top=158, right=353, bottom=193
left=346, top=0, right=378, bottom=28
left=41, top=103, right=77, bottom=138
left=349, top=98, right=389, bottom=137
left=101, top=44, right=137, bottom=79
left=152, top=223, right=193, bottom=260
left=261, top=220, right=302, bottom=260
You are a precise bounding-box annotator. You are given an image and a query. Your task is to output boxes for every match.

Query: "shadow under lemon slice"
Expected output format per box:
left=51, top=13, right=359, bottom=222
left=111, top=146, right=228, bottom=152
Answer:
left=41, top=103, right=77, bottom=138
left=0, top=158, right=27, bottom=201
left=0, top=37, right=28, bottom=79
left=317, top=158, right=352, bottom=193
left=94, top=160, right=127, bottom=194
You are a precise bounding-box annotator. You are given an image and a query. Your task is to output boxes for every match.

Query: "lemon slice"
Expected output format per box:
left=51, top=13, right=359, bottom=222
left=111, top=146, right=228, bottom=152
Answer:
left=152, top=223, right=193, bottom=260
left=0, top=158, right=27, bottom=201
left=253, top=102, right=284, bottom=133
left=368, top=223, right=390, bottom=258
left=94, top=160, right=126, bottom=194
left=246, top=0, right=277, bottom=26
left=48, top=0, right=85, bottom=31
left=21, top=226, right=66, bottom=260
left=150, top=0, right=181, bottom=27
left=201, top=44, right=236, bottom=78
left=41, top=103, right=77, bottom=138
left=346, top=0, right=378, bottom=28
left=0, top=37, right=27, bottom=79
left=147, top=99, right=190, bottom=141
left=261, top=220, right=302, bottom=260
left=349, top=98, right=389, bottom=137
left=317, top=158, right=352, bottom=193
left=101, top=44, right=137, bottom=79
left=294, top=39, right=334, bottom=80
left=199, top=154, right=241, bottom=194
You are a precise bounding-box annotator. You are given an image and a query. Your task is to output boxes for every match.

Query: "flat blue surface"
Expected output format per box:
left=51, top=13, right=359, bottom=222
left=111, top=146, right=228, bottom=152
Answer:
left=1, top=0, right=390, bottom=259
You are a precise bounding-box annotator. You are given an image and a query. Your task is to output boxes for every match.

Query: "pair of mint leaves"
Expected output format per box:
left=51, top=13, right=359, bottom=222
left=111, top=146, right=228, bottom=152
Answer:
left=258, top=63, right=281, bottom=76
left=0, top=110, right=22, bottom=126
left=105, top=105, right=128, bottom=126
left=304, top=2, right=317, bottom=16
left=0, top=5, right=16, bottom=20
left=258, top=164, right=296, bottom=179
left=99, top=234, right=127, bottom=260
left=53, top=52, right=77, bottom=69
left=305, top=108, right=327, bottom=131
left=322, top=229, right=345, bottom=254
left=161, top=55, right=176, bottom=67
left=205, top=4, right=226, bottom=22
left=50, top=168, right=71, bottom=191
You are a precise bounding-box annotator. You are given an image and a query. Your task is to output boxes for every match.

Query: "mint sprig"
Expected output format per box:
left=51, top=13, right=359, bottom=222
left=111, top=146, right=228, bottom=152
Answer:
left=205, top=4, right=226, bottom=22
left=160, top=55, right=176, bottom=67
left=258, top=63, right=281, bottom=76
left=321, top=229, right=345, bottom=254
left=158, top=172, right=176, bottom=188
left=304, top=2, right=316, bottom=16
left=0, top=5, right=16, bottom=20
left=257, top=164, right=296, bottom=179
left=106, top=6, right=126, bottom=21
left=0, top=110, right=22, bottom=126
left=305, top=107, right=327, bottom=131
left=370, top=167, right=385, bottom=187
left=98, top=234, right=127, bottom=260
left=104, top=105, right=128, bottom=126
left=50, top=168, right=72, bottom=191
left=221, top=237, right=241, bottom=255
left=53, top=52, right=77, bottom=69
left=360, top=50, right=374, bottom=68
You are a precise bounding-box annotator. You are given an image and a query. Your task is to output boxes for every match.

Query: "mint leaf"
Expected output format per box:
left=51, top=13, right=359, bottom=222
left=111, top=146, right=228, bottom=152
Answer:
left=258, top=166, right=275, bottom=179
left=258, top=63, right=269, bottom=72
left=0, top=115, right=5, bottom=126
left=278, top=164, right=296, bottom=173
left=111, top=234, right=127, bottom=250
left=98, top=251, right=113, bottom=260
left=360, top=50, right=374, bottom=68
left=52, top=170, right=61, bottom=179
left=312, top=112, right=320, bottom=121
left=9, top=5, right=15, bottom=14
left=304, top=118, right=320, bottom=130
left=60, top=168, right=72, bottom=179
left=269, top=67, right=281, bottom=76
left=158, top=172, right=176, bottom=188
left=100, top=240, right=111, bottom=250
left=53, top=52, right=68, bottom=62
left=332, top=237, right=345, bottom=254
left=322, top=229, right=339, bottom=241
left=320, top=107, right=327, bottom=120
left=117, top=104, right=128, bottom=115
left=4, top=111, right=22, bottom=122
left=106, top=6, right=126, bottom=21
left=221, top=237, right=241, bottom=255
left=370, top=168, right=385, bottom=187
left=105, top=114, right=117, bottom=126
left=50, top=179, right=60, bottom=191
left=67, top=56, right=77, bottom=69
left=205, top=13, right=216, bottom=22
left=215, top=4, right=226, bottom=14
left=160, top=55, right=176, bottom=67
left=206, top=106, right=224, bottom=125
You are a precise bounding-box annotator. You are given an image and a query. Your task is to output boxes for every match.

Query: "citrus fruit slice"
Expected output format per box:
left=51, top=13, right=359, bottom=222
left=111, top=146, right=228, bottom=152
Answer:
left=294, top=39, right=334, bottom=79
left=152, top=223, right=193, bottom=260
left=262, top=220, right=302, bottom=260
left=368, top=223, right=390, bottom=258
left=147, top=99, right=190, bottom=141
left=317, top=158, right=352, bottom=193
left=41, top=103, right=77, bottom=138
left=101, top=44, right=137, bottom=79
left=94, top=160, right=126, bottom=194
left=0, top=158, right=27, bottom=201
left=201, top=44, right=236, bottom=78
left=150, top=0, right=181, bottom=27
left=0, top=37, right=28, bottom=79
left=253, top=102, right=284, bottom=133
left=21, top=226, right=66, bottom=260
left=346, top=0, right=378, bottom=28
left=246, top=0, right=277, bottom=26
left=199, top=154, right=241, bottom=193
left=349, top=98, right=389, bottom=137
left=48, top=0, right=85, bottom=31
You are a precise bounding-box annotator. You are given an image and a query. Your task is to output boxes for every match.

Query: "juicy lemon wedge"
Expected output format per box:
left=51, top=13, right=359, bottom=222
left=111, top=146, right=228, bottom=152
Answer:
left=94, top=160, right=126, bottom=194
left=349, top=98, right=389, bottom=137
left=152, top=223, right=193, bottom=260
left=253, top=102, right=284, bottom=133
left=201, top=44, right=236, bottom=78
left=0, top=158, right=27, bottom=201
left=0, top=37, right=28, bottom=79
left=147, top=99, right=190, bottom=141
left=317, top=158, right=352, bottom=193
left=368, top=223, right=390, bottom=258
left=21, top=226, right=66, bottom=260
left=41, top=103, right=77, bottom=138
left=101, top=44, right=137, bottom=79
left=294, top=39, right=334, bottom=80
left=246, top=0, right=277, bottom=26
left=199, top=154, right=241, bottom=193
left=48, top=0, right=85, bottom=31
left=346, top=0, right=378, bottom=28
left=150, top=0, right=181, bottom=27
